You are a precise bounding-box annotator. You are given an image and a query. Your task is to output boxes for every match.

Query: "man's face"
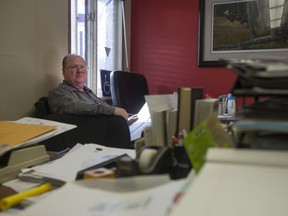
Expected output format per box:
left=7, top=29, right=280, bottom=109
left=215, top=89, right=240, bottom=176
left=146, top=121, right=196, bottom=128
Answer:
left=62, top=56, right=87, bottom=88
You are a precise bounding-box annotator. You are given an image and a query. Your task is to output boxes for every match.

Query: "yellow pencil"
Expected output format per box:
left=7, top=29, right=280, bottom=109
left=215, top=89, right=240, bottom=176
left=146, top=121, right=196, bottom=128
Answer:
left=0, top=183, right=52, bottom=210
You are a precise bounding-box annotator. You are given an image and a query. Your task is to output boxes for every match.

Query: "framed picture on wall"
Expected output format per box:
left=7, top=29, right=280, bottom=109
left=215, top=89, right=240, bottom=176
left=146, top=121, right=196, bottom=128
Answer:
left=198, top=0, right=288, bottom=67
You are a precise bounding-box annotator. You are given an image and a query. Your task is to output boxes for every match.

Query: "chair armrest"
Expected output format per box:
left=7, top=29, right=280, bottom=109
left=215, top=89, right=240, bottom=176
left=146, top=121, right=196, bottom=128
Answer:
left=40, top=114, right=132, bottom=151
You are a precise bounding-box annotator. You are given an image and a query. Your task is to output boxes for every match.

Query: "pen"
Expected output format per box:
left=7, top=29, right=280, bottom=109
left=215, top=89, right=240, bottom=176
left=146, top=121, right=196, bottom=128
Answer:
left=0, top=183, right=52, bottom=210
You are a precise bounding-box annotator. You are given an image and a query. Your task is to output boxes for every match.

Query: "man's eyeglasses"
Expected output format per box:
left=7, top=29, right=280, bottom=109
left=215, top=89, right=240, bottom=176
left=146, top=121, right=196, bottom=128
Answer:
left=64, top=65, right=89, bottom=71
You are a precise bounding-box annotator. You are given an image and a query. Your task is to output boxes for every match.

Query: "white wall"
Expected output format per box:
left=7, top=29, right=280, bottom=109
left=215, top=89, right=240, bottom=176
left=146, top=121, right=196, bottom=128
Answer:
left=0, top=0, right=68, bottom=120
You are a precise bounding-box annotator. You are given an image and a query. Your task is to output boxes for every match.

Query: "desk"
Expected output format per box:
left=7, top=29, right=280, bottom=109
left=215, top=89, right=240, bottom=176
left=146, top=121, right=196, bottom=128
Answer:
left=0, top=142, right=193, bottom=215
left=0, top=143, right=137, bottom=211
left=1, top=178, right=55, bottom=214
left=0, top=185, right=17, bottom=201
left=3, top=175, right=187, bottom=216
left=0, top=143, right=135, bottom=211
left=5, top=147, right=288, bottom=216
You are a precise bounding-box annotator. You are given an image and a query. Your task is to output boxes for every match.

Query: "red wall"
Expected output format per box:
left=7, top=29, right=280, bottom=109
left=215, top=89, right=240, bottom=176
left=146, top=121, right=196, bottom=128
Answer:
left=130, top=0, right=238, bottom=98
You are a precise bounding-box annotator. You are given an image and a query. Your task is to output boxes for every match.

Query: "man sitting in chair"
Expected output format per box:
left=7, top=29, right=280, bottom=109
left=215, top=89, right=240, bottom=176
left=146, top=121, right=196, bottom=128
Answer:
left=48, top=54, right=137, bottom=124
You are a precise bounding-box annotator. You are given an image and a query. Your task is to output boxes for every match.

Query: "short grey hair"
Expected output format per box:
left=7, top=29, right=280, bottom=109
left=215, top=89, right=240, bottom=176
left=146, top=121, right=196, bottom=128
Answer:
left=62, top=54, right=84, bottom=68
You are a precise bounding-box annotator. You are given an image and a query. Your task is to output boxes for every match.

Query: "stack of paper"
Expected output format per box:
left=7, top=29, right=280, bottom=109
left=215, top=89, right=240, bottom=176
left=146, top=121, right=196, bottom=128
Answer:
left=225, top=58, right=288, bottom=95
left=32, top=143, right=136, bottom=182
left=0, top=117, right=77, bottom=156
left=232, top=97, right=288, bottom=149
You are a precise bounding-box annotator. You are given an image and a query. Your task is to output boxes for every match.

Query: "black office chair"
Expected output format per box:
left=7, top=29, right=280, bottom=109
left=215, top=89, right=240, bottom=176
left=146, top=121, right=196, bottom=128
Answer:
left=34, top=97, right=132, bottom=151
left=110, top=70, right=149, bottom=114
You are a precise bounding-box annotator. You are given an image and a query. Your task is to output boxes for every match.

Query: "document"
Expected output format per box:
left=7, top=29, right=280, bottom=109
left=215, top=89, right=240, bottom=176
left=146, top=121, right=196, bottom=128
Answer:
left=32, top=143, right=136, bottom=182
left=16, top=117, right=77, bottom=137
left=0, top=122, right=55, bottom=145
left=129, top=94, right=178, bottom=143
left=129, top=102, right=151, bottom=141
left=0, top=117, right=76, bottom=156
left=17, top=176, right=186, bottom=216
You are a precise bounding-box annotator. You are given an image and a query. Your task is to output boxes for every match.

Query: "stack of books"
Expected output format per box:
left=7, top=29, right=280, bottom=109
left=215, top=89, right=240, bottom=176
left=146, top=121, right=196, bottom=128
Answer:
left=224, top=58, right=288, bottom=96
left=232, top=97, right=288, bottom=150
left=225, top=58, right=288, bottom=150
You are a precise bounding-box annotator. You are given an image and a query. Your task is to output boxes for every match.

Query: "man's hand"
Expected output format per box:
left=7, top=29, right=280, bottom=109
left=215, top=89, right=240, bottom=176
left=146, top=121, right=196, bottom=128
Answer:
left=114, top=107, right=129, bottom=120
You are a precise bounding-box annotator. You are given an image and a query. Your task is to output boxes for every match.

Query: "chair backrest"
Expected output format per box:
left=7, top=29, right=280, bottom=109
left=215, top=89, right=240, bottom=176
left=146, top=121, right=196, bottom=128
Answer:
left=110, top=70, right=149, bottom=114
left=34, top=97, right=50, bottom=118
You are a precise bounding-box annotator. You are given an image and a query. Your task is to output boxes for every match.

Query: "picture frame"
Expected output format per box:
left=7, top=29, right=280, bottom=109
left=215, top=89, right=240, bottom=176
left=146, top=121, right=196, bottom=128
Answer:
left=198, top=0, right=288, bottom=67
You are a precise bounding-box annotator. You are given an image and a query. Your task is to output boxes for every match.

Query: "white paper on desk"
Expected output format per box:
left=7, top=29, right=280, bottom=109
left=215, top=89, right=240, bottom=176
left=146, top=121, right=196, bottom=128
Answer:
left=15, top=117, right=77, bottom=147
left=129, top=102, right=151, bottom=141
left=17, top=176, right=185, bottom=216
left=32, top=143, right=136, bottom=182
left=130, top=120, right=152, bottom=141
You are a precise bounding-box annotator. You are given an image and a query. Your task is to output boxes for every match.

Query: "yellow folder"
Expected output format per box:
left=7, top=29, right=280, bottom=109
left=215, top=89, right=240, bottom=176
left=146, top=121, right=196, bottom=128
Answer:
left=0, top=121, right=56, bottom=153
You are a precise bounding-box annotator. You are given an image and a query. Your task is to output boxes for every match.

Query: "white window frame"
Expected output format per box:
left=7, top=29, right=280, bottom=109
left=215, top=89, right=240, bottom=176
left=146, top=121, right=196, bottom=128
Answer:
left=70, top=0, right=123, bottom=96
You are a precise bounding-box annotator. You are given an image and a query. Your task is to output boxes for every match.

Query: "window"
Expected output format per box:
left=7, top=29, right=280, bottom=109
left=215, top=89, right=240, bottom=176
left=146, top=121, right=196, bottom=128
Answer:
left=70, top=0, right=123, bottom=96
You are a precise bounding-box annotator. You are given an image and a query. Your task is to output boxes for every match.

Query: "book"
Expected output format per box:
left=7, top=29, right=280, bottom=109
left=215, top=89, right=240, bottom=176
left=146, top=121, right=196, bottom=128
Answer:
left=193, top=98, right=219, bottom=128
left=145, top=94, right=178, bottom=146
left=166, top=108, right=178, bottom=146
left=150, top=109, right=170, bottom=146
left=177, top=87, right=204, bottom=134
left=150, top=108, right=178, bottom=146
